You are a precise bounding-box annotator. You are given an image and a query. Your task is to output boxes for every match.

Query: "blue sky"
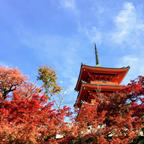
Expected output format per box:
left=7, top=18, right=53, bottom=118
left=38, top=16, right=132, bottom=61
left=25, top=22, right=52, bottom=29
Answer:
left=1, top=0, right=144, bottom=108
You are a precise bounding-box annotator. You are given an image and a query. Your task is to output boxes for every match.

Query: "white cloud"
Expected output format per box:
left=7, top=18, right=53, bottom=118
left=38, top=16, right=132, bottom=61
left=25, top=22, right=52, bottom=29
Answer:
left=85, top=26, right=102, bottom=44
left=117, top=55, right=144, bottom=84
left=119, top=56, right=138, bottom=67
left=78, top=2, right=144, bottom=48
left=0, top=61, right=12, bottom=68
left=111, top=2, right=144, bottom=45
left=111, top=2, right=144, bottom=84
left=76, top=2, right=144, bottom=86
left=79, top=25, right=102, bottom=44
left=91, top=2, right=105, bottom=15
left=60, top=0, right=76, bottom=11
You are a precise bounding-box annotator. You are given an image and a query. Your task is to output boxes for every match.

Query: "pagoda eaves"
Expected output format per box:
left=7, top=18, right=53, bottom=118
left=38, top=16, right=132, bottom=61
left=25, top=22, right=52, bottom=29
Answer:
left=75, top=64, right=130, bottom=91
left=74, top=82, right=125, bottom=108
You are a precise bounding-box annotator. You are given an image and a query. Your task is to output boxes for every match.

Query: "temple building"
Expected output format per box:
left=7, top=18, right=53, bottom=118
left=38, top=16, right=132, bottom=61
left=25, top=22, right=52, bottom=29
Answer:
left=74, top=44, right=130, bottom=113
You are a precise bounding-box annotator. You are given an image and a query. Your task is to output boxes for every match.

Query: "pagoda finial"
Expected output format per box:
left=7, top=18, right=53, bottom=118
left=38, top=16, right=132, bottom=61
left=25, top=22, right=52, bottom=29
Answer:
left=95, top=43, right=100, bottom=66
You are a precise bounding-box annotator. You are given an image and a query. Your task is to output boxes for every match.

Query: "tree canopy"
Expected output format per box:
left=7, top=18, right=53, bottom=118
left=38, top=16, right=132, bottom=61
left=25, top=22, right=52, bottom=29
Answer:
left=37, top=65, right=62, bottom=99
left=0, top=66, right=144, bottom=144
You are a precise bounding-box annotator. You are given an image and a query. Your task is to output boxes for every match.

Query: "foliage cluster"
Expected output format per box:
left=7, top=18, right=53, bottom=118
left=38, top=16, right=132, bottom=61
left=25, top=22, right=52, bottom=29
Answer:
left=0, top=66, right=144, bottom=144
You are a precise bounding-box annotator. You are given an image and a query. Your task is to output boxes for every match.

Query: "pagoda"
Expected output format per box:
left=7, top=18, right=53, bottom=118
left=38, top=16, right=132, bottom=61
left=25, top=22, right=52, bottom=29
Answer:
left=74, top=44, right=130, bottom=111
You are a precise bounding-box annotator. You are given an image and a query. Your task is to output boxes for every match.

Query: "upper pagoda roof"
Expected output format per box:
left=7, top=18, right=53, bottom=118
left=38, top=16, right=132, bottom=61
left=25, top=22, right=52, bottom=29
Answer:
left=75, top=64, right=130, bottom=91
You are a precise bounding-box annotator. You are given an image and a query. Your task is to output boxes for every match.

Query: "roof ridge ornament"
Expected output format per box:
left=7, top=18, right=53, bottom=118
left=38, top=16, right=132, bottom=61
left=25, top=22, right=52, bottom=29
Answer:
left=95, top=43, right=101, bottom=67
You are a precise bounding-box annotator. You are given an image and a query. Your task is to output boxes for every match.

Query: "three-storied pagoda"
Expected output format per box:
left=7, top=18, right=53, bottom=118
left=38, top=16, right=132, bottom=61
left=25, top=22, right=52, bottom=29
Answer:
left=74, top=44, right=130, bottom=111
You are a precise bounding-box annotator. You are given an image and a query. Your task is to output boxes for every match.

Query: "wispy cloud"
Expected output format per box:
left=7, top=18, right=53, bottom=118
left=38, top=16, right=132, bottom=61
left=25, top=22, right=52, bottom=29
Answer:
left=60, top=0, right=77, bottom=12
left=78, top=25, right=103, bottom=44
left=111, top=2, right=144, bottom=83
left=117, top=55, right=144, bottom=84
left=77, top=2, right=144, bottom=84
left=111, top=2, right=144, bottom=46
left=0, top=61, right=13, bottom=68
left=78, top=2, right=144, bottom=49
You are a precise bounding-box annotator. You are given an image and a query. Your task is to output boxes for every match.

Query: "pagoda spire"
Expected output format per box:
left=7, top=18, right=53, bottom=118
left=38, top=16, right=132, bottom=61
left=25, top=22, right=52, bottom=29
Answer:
left=95, top=43, right=100, bottom=66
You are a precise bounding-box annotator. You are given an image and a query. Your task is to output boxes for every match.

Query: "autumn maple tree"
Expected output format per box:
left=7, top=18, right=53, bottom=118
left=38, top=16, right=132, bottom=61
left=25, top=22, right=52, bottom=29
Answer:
left=0, top=66, right=71, bottom=144
left=69, top=76, right=144, bottom=144
left=0, top=66, right=144, bottom=144
left=0, top=67, right=24, bottom=99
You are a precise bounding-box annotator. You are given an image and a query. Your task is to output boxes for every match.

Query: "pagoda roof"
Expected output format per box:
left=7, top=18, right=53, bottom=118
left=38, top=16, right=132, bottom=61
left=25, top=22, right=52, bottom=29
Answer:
left=75, top=64, right=130, bottom=91
left=74, top=82, right=125, bottom=108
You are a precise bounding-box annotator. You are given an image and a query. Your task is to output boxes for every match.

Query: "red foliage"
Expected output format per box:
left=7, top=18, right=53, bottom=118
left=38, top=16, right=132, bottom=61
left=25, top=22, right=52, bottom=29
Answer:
left=0, top=67, right=24, bottom=99
left=0, top=66, right=144, bottom=144
left=71, top=76, right=144, bottom=144
left=0, top=67, right=71, bottom=144
left=0, top=92, right=71, bottom=144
